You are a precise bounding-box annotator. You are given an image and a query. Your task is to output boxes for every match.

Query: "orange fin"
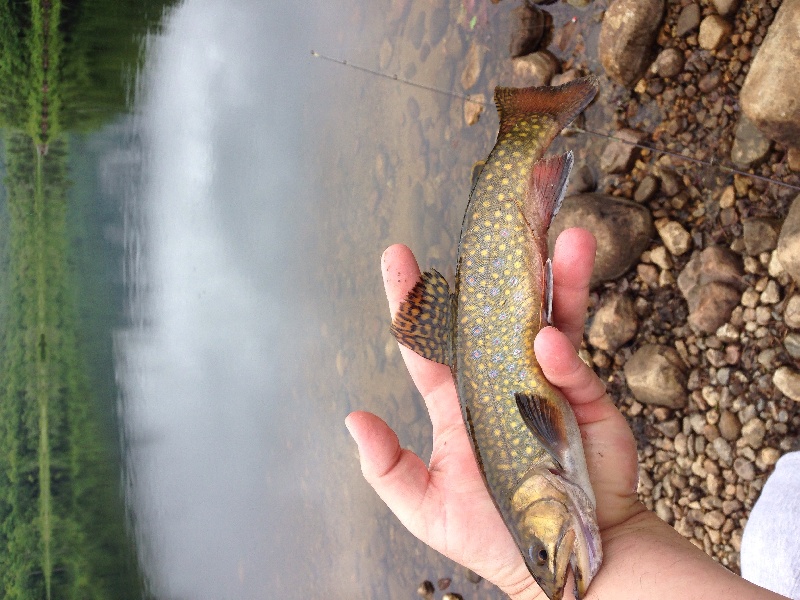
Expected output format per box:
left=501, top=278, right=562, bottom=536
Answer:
left=526, top=151, right=573, bottom=234
left=515, top=392, right=569, bottom=471
left=494, top=76, right=598, bottom=137
left=390, top=270, right=454, bottom=366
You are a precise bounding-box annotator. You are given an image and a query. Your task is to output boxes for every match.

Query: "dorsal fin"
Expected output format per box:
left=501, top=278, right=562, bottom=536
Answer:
left=390, top=270, right=454, bottom=366
left=494, top=76, right=598, bottom=137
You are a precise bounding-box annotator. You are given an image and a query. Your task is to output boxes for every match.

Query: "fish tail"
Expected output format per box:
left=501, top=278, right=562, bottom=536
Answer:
left=494, top=76, right=598, bottom=137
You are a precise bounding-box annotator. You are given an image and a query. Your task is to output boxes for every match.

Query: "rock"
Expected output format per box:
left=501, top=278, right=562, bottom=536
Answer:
left=461, top=43, right=487, bottom=90
left=697, top=69, right=722, bottom=93
left=379, top=39, right=394, bottom=70
left=678, top=247, right=745, bottom=334
left=599, top=129, right=645, bottom=174
left=740, top=418, right=766, bottom=448
left=785, top=332, right=800, bottom=359
left=509, top=2, right=548, bottom=58
left=634, top=175, right=659, bottom=202
left=742, top=218, right=781, bottom=256
left=654, top=48, right=684, bottom=78
left=731, top=114, right=772, bottom=169
left=698, top=15, right=732, bottom=50
left=712, top=0, right=739, bottom=16
left=511, top=50, right=560, bottom=86
left=740, top=1, right=800, bottom=147
left=437, top=578, right=452, bottom=590
left=713, top=436, right=734, bottom=465
left=464, top=569, right=482, bottom=584
left=549, top=194, right=654, bottom=287
left=718, top=410, right=741, bottom=441
left=418, top=581, right=435, bottom=599
left=777, top=194, right=800, bottom=283
left=464, top=94, right=485, bottom=126
left=733, top=457, right=755, bottom=481
left=566, top=163, right=595, bottom=195
left=588, top=293, right=638, bottom=352
left=658, top=169, right=682, bottom=197
left=789, top=147, right=800, bottom=172
left=598, top=0, right=665, bottom=87
left=774, top=366, right=800, bottom=401
left=655, top=219, right=692, bottom=256
left=784, top=295, right=800, bottom=328
left=676, top=3, right=701, bottom=36
left=704, top=510, right=725, bottom=529
left=624, top=344, right=687, bottom=408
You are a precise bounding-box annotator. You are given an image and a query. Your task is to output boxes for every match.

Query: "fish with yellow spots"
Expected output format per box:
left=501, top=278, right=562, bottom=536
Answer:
left=390, top=77, right=601, bottom=600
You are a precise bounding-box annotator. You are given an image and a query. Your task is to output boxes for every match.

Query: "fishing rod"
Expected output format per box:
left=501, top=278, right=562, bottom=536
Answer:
left=311, top=49, right=800, bottom=193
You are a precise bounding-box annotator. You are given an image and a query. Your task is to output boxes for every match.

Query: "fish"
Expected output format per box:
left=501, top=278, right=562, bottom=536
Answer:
left=390, top=77, right=602, bottom=600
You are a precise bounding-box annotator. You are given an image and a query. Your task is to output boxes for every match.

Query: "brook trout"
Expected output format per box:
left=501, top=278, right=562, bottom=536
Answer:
left=390, top=78, right=601, bottom=600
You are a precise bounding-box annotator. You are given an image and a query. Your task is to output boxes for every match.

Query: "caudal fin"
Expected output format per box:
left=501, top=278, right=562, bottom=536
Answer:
left=494, top=76, right=598, bottom=137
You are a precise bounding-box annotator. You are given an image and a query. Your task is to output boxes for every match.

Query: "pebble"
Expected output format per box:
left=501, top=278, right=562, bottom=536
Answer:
left=443, top=594, right=464, bottom=600
left=712, top=0, right=739, bottom=17
left=704, top=510, right=725, bottom=530
left=464, top=95, right=485, bottom=126
left=624, top=344, right=687, bottom=408
left=742, top=218, right=781, bottom=256
left=773, top=366, right=800, bottom=401
left=733, top=457, right=756, bottom=481
left=634, top=175, right=659, bottom=202
left=776, top=194, right=800, bottom=284
left=731, top=115, right=773, bottom=168
left=676, top=3, right=701, bottom=36
left=713, top=436, right=734, bottom=465
left=655, top=219, right=692, bottom=256
left=600, top=129, right=645, bottom=174
left=588, top=293, right=638, bottom=352
left=740, top=418, right=766, bottom=448
left=784, top=295, right=800, bottom=328
left=654, top=48, right=684, bottom=78
left=699, top=15, right=732, bottom=50
left=512, top=51, right=559, bottom=87
left=718, top=411, right=741, bottom=440
left=598, top=0, right=665, bottom=86
left=461, top=43, right=487, bottom=90
left=784, top=333, right=800, bottom=359
left=418, top=581, right=435, bottom=599
left=437, top=578, right=452, bottom=590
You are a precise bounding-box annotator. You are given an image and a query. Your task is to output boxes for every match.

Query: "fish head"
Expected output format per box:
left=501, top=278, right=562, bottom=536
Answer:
left=510, top=469, right=601, bottom=600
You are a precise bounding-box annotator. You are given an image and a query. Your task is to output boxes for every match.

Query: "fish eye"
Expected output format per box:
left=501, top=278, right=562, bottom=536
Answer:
left=529, top=545, right=548, bottom=566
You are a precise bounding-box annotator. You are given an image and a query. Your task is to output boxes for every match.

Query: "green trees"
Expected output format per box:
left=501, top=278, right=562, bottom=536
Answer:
left=1, top=0, right=180, bottom=597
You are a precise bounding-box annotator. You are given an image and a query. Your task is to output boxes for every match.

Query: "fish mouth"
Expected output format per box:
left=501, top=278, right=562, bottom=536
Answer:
left=562, top=479, right=603, bottom=599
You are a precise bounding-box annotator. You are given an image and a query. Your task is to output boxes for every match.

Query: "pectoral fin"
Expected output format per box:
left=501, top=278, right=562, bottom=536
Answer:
left=515, top=392, right=569, bottom=471
left=390, top=270, right=454, bottom=366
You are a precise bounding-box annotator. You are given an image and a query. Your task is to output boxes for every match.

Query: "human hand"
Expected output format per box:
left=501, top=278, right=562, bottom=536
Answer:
left=346, top=228, right=644, bottom=599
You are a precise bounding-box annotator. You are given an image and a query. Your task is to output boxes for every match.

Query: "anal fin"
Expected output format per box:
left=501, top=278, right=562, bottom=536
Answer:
left=515, top=392, right=569, bottom=471
left=390, top=269, right=454, bottom=366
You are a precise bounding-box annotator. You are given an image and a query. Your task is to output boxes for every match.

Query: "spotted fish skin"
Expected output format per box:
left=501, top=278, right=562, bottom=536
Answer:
left=390, top=78, right=601, bottom=600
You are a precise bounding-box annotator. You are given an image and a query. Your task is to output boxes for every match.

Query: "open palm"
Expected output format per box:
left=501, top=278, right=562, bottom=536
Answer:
left=346, top=228, right=643, bottom=599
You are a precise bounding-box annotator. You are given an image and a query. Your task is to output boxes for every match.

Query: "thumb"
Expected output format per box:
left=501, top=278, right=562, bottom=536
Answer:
left=345, top=411, right=432, bottom=527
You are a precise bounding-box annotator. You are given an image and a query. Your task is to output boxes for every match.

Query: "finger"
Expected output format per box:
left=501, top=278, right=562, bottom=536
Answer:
left=551, top=228, right=596, bottom=350
left=345, top=411, right=430, bottom=527
left=381, top=245, right=462, bottom=432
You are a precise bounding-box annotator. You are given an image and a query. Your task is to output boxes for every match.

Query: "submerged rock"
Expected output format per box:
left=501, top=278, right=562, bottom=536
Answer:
left=509, top=1, right=548, bottom=58
left=549, top=193, right=654, bottom=287
left=598, top=0, right=665, bottom=86
left=740, top=0, right=800, bottom=146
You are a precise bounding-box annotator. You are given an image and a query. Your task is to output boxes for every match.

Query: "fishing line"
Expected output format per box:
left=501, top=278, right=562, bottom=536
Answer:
left=311, top=50, right=800, bottom=193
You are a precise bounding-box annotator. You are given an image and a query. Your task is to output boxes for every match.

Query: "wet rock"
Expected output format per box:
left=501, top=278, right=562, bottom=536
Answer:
left=437, top=578, right=452, bottom=590
left=774, top=366, right=800, bottom=401
left=379, top=39, right=394, bottom=70
left=654, top=48, right=684, bottom=78
left=566, top=163, right=595, bottom=195
left=731, top=115, right=772, bottom=169
left=510, top=2, right=548, bottom=58
left=512, top=50, right=559, bottom=87
left=698, top=15, right=732, bottom=50
left=442, top=594, right=464, bottom=600
left=464, top=569, right=482, bottom=584
left=655, top=219, right=692, bottom=256
left=740, top=1, right=800, bottom=147
left=718, top=410, right=741, bottom=441
left=417, top=580, right=435, bottom=599
left=676, top=3, right=701, bottom=36
left=599, top=129, right=645, bottom=174
left=598, top=0, right=665, bottom=87
left=461, top=43, right=487, bottom=90
left=409, top=11, right=426, bottom=50
left=677, top=247, right=745, bottom=334
left=776, top=194, right=800, bottom=283
left=588, top=293, right=638, bottom=352
left=464, top=94, right=485, bottom=126
left=624, top=344, right=687, bottom=408
left=784, top=295, right=800, bottom=328
left=742, top=218, right=781, bottom=256
left=712, top=0, right=739, bottom=16
left=429, top=6, right=449, bottom=47
left=549, top=193, right=654, bottom=287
